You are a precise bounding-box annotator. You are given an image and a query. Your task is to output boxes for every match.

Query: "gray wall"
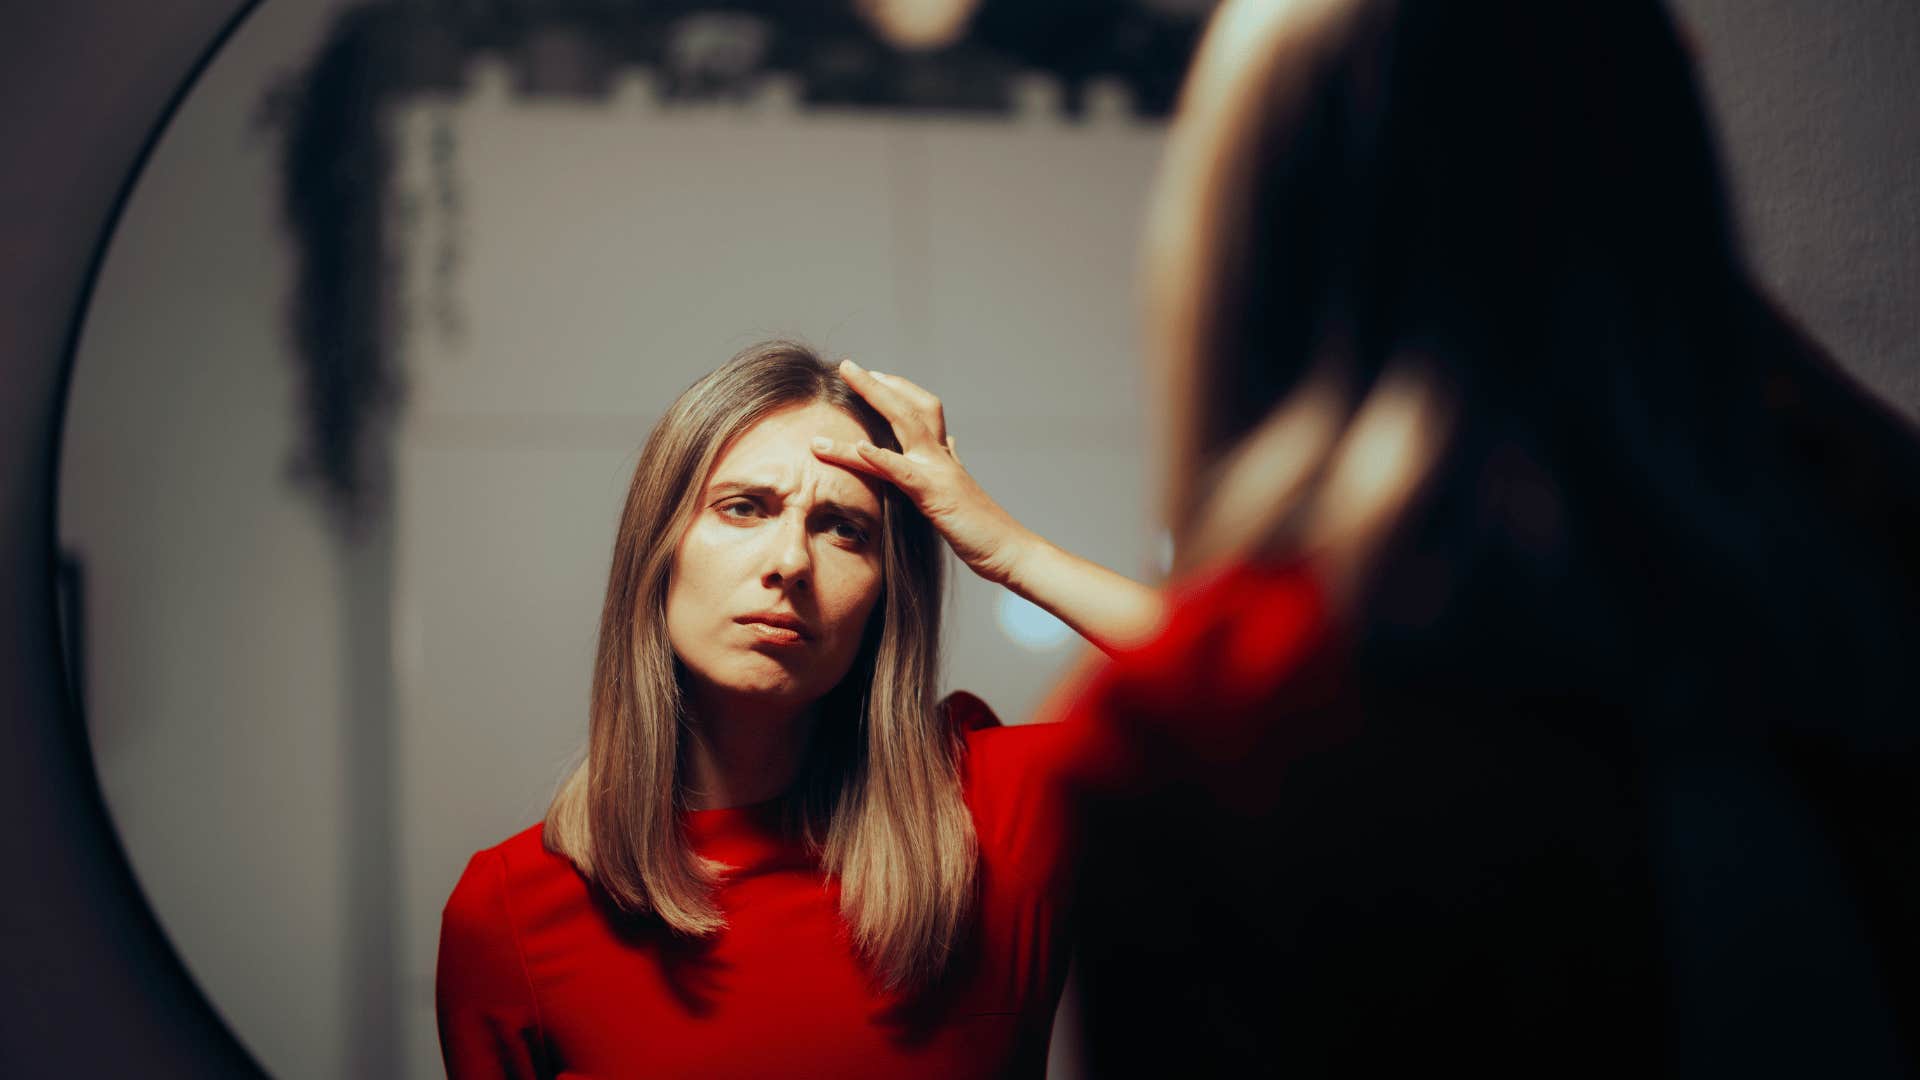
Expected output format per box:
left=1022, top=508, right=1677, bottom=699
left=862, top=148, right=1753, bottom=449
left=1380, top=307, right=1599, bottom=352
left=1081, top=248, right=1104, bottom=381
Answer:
left=1675, top=0, right=1920, bottom=417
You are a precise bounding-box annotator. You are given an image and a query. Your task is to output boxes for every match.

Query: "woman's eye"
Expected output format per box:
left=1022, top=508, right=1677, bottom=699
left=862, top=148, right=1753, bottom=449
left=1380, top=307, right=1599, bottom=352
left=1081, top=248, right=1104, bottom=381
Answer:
left=719, top=500, right=760, bottom=519
left=828, top=519, right=869, bottom=544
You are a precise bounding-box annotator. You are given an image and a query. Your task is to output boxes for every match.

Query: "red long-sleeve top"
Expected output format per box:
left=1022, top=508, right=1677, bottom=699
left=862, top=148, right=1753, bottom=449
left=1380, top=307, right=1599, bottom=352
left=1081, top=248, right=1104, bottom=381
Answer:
left=436, top=695, right=1076, bottom=1079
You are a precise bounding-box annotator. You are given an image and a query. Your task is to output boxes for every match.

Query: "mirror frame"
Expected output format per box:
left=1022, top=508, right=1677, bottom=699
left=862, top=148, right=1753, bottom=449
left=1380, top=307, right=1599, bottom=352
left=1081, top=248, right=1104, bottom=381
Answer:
left=0, top=0, right=263, bottom=1073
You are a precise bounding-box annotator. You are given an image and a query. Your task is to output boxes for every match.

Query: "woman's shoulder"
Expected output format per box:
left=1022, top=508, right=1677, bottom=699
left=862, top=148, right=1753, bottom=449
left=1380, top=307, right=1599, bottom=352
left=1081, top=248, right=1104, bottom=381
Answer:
left=463, top=821, right=559, bottom=875
left=943, top=692, right=1083, bottom=774
left=940, top=692, right=1081, bottom=883
left=940, top=691, right=1083, bottom=819
left=444, top=822, right=579, bottom=919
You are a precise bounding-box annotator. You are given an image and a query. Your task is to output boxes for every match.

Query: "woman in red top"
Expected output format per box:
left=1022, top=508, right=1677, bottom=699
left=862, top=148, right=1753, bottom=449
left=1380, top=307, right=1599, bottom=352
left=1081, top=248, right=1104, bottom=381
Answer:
left=1061, top=0, right=1920, bottom=1076
left=436, top=341, right=1157, bottom=1078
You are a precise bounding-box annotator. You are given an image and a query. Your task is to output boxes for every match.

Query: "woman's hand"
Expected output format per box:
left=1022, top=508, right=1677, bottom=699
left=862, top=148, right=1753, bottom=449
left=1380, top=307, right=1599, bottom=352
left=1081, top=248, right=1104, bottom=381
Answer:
left=812, top=358, right=1164, bottom=656
left=810, top=359, right=1033, bottom=586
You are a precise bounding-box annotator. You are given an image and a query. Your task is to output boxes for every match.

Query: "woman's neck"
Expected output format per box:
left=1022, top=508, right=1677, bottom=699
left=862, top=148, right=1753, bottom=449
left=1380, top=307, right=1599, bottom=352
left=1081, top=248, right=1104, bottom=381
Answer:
left=681, top=688, right=817, bottom=811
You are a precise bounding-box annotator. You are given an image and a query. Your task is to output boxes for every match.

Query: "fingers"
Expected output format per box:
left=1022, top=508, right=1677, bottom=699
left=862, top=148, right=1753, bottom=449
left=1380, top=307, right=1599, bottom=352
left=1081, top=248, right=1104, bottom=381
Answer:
left=866, top=368, right=943, bottom=417
left=809, top=434, right=876, bottom=473
left=838, top=358, right=946, bottom=444
left=811, top=435, right=920, bottom=493
left=853, top=441, right=920, bottom=491
left=836, top=358, right=912, bottom=426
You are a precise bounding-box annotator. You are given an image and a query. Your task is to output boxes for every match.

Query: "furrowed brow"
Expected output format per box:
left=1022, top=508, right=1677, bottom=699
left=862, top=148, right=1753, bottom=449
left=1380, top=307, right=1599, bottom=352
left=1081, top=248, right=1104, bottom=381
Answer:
left=816, top=499, right=879, bottom=529
left=705, top=480, right=780, bottom=501
left=704, top=480, right=877, bottom=527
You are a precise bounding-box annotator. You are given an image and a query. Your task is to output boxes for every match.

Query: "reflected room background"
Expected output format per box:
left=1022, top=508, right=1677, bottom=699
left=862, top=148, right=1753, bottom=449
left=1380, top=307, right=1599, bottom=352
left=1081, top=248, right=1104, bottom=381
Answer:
left=54, top=1, right=1919, bottom=1078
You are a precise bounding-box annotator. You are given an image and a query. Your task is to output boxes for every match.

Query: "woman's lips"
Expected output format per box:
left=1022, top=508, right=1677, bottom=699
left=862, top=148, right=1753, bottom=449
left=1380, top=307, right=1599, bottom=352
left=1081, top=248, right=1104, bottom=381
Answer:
left=737, top=616, right=809, bottom=646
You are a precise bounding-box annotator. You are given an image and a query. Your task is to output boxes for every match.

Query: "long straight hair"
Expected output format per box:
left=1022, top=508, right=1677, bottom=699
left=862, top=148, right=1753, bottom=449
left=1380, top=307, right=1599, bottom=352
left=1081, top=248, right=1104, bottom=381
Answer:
left=544, top=341, right=975, bottom=991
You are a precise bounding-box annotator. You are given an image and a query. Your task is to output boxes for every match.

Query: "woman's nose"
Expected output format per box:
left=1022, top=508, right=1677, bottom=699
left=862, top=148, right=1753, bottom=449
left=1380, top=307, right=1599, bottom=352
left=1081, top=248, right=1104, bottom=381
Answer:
left=762, top=511, right=812, bottom=589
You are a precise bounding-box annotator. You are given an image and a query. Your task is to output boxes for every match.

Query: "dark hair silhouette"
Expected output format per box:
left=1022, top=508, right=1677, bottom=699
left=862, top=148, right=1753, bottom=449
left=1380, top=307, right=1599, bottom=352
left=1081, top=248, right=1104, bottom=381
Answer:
left=1083, top=0, right=1920, bottom=1073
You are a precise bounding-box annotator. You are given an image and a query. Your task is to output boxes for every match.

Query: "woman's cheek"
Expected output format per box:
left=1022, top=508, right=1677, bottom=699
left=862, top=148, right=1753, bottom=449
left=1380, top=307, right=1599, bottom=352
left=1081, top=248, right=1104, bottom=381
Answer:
left=820, top=556, right=882, bottom=625
left=851, top=561, right=886, bottom=624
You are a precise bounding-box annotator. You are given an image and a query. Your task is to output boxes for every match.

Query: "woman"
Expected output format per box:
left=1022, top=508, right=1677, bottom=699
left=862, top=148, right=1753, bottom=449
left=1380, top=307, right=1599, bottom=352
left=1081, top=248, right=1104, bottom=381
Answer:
left=436, top=341, right=1156, bottom=1078
left=1062, top=0, right=1920, bottom=1075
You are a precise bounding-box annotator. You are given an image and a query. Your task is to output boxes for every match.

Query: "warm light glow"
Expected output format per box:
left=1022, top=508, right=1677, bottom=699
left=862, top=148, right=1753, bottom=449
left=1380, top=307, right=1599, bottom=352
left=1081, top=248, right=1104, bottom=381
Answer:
left=1307, top=362, right=1449, bottom=555
left=856, top=0, right=982, bottom=51
left=1183, top=370, right=1345, bottom=564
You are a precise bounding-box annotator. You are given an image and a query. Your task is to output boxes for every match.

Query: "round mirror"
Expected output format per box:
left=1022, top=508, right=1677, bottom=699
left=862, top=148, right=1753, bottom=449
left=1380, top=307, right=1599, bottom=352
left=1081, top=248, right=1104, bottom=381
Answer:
left=55, top=2, right=1208, bottom=1075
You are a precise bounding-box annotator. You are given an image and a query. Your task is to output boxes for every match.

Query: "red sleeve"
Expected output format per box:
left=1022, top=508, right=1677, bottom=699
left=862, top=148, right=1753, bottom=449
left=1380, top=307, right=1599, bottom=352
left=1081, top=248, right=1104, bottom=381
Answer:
left=1059, top=558, right=1349, bottom=816
left=436, top=849, right=550, bottom=1080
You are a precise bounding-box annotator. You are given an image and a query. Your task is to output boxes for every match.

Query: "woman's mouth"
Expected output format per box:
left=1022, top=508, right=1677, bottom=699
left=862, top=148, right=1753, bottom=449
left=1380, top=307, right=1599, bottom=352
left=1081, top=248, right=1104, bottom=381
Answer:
left=737, top=613, right=810, bottom=645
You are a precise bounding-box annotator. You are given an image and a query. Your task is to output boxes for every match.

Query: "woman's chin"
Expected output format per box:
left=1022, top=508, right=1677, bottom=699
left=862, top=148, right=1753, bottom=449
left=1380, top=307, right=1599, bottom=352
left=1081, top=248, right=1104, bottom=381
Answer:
left=709, top=665, right=820, bottom=706
left=684, top=646, right=856, bottom=710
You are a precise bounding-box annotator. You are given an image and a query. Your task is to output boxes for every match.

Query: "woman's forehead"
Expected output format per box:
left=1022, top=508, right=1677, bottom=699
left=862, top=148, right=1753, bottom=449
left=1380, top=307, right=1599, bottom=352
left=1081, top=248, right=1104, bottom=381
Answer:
left=707, top=402, right=881, bottom=505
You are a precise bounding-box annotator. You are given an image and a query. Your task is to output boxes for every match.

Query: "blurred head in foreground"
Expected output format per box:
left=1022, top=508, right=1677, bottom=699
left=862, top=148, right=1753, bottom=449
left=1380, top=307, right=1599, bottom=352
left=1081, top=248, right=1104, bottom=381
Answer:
left=1148, top=0, right=1919, bottom=709
left=1072, top=0, right=1920, bottom=1073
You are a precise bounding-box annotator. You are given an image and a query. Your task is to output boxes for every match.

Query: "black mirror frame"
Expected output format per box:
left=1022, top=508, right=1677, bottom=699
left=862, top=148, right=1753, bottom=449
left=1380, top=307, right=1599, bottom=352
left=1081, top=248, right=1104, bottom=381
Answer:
left=0, top=0, right=266, bottom=1073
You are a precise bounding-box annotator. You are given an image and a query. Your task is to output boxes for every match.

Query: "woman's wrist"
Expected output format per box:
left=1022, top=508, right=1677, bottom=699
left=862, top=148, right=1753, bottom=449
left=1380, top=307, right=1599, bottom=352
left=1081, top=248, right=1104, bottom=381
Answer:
left=976, top=522, right=1045, bottom=591
left=1001, top=533, right=1165, bottom=655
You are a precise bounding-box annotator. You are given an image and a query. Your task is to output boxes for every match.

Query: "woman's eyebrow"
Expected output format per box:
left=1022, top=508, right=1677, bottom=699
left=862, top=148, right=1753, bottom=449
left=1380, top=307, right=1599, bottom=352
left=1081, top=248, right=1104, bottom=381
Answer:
left=705, top=479, right=780, bottom=501
left=816, top=500, right=878, bottom=529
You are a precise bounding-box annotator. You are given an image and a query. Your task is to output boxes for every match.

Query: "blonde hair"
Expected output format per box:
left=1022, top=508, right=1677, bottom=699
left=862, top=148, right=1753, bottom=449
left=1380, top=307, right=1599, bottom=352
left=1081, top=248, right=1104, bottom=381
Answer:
left=543, top=340, right=976, bottom=990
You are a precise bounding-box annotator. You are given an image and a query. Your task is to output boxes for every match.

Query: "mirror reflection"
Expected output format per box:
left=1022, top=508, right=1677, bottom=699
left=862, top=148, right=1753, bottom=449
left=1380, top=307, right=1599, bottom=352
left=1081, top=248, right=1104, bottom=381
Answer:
left=58, top=2, right=1206, bottom=1077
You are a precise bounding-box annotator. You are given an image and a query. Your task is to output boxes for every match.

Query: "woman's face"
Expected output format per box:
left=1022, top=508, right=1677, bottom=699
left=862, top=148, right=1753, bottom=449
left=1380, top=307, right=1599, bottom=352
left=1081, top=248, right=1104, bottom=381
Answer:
left=665, top=401, right=887, bottom=710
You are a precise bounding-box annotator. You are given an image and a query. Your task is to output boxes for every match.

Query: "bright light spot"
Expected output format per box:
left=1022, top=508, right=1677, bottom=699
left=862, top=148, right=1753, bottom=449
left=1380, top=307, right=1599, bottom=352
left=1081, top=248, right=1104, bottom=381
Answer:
left=995, top=592, right=1074, bottom=651
left=856, top=0, right=980, bottom=51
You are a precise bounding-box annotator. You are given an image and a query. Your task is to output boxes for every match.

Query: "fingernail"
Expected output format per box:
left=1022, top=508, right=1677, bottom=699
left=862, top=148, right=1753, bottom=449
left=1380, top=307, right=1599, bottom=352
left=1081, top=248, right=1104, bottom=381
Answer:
left=841, top=358, right=863, bottom=372
left=855, top=440, right=875, bottom=453
left=810, top=436, right=832, bottom=451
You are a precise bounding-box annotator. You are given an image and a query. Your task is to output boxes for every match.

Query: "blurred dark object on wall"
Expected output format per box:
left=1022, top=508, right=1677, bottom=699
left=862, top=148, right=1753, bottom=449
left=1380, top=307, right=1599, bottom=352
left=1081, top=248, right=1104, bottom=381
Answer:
left=256, top=0, right=1213, bottom=534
